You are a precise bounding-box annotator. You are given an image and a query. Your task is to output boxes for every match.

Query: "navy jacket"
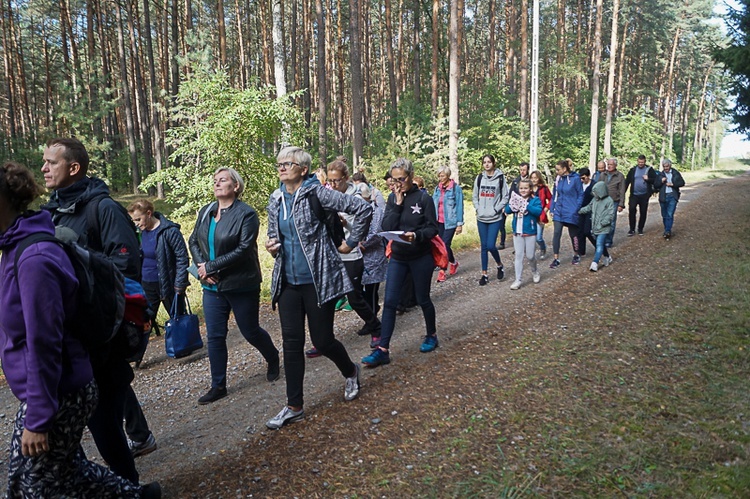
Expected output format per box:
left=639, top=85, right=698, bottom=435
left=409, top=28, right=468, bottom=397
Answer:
left=152, top=213, right=190, bottom=299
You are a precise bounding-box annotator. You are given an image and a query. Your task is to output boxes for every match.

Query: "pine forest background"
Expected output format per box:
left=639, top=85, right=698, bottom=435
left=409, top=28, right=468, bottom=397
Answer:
left=0, top=0, right=734, bottom=215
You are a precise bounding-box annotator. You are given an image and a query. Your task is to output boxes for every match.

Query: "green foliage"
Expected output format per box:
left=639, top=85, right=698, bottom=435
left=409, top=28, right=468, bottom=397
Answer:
left=713, top=0, right=750, bottom=136
left=141, top=66, right=306, bottom=217
left=611, top=109, right=664, bottom=166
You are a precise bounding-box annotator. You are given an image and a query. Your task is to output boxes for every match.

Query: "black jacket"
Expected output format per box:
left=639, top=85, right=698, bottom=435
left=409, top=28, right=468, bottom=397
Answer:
left=189, top=199, right=262, bottom=292
left=653, top=168, right=686, bottom=202
left=152, top=213, right=190, bottom=300
left=41, top=176, right=140, bottom=386
left=624, top=165, right=657, bottom=197
left=42, top=177, right=141, bottom=280
left=382, top=184, right=439, bottom=261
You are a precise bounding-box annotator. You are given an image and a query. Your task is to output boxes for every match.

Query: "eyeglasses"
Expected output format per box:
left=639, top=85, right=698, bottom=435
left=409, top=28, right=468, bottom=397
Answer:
left=392, top=176, right=409, bottom=183
left=327, top=178, right=346, bottom=185
left=276, top=162, right=300, bottom=170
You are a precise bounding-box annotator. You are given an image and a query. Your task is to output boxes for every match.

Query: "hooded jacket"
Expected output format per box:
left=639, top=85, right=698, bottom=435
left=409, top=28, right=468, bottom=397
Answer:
left=383, top=184, right=439, bottom=261
left=189, top=199, right=263, bottom=292
left=267, top=176, right=372, bottom=307
left=360, top=200, right=387, bottom=286
left=0, top=211, right=93, bottom=433
left=550, top=171, right=584, bottom=225
left=41, top=176, right=141, bottom=280
left=472, top=169, right=509, bottom=223
left=152, top=213, right=190, bottom=299
left=578, top=181, right=615, bottom=235
left=505, top=195, right=543, bottom=235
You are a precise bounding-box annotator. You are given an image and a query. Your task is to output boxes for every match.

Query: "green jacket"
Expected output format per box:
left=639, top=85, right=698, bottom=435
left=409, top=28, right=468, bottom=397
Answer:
left=578, top=181, right=614, bottom=235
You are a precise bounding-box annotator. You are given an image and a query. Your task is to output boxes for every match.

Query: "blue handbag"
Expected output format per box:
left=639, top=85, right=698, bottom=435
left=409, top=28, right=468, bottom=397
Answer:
left=164, top=295, right=203, bottom=358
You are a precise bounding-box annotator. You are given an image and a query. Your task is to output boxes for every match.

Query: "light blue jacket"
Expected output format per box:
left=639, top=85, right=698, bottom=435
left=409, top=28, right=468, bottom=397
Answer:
left=432, top=180, right=464, bottom=230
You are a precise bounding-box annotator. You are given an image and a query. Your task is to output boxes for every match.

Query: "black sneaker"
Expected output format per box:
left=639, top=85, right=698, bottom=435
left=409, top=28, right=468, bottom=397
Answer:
left=198, top=387, right=227, bottom=405
left=129, top=433, right=157, bottom=458
left=305, top=347, right=321, bottom=358
left=638, top=230, right=644, bottom=235
left=627, top=230, right=635, bottom=236
left=664, top=231, right=671, bottom=239
left=496, top=265, right=505, bottom=280
left=266, top=359, right=280, bottom=382
left=479, top=275, right=489, bottom=286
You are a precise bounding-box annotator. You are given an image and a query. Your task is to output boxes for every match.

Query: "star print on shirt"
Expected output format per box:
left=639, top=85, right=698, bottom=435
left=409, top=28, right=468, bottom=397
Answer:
left=411, top=204, right=422, bottom=214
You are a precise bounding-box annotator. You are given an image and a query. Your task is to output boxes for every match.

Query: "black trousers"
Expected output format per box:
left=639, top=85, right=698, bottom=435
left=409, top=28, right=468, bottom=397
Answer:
left=629, top=194, right=651, bottom=232
left=343, top=259, right=380, bottom=332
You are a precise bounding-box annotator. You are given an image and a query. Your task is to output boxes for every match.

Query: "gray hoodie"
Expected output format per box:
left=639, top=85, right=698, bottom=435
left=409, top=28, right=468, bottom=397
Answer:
left=472, top=169, right=509, bottom=223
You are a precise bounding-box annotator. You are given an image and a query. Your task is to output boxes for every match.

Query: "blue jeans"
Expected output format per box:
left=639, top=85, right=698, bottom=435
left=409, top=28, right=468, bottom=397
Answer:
left=203, top=288, right=279, bottom=389
left=380, top=252, right=436, bottom=350
left=660, top=194, right=678, bottom=233
left=536, top=223, right=547, bottom=252
left=593, top=233, right=610, bottom=264
left=605, top=202, right=619, bottom=247
left=477, top=220, right=502, bottom=271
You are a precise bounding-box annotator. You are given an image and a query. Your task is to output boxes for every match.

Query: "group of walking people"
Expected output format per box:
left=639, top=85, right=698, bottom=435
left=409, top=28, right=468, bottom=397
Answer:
left=0, top=137, right=686, bottom=497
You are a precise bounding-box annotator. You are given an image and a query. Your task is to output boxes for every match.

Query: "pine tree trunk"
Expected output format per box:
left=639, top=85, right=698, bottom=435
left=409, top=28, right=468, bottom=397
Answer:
left=520, top=0, right=528, bottom=121
left=349, top=0, right=364, bottom=166
left=431, top=0, right=439, bottom=115
left=412, top=0, right=421, bottom=105
left=114, top=1, right=140, bottom=192
left=587, top=0, right=603, bottom=170
left=385, top=0, right=398, bottom=121
left=448, top=0, right=460, bottom=180
left=218, top=0, right=227, bottom=67
left=603, top=0, right=619, bottom=156
left=143, top=0, right=165, bottom=197
left=315, top=0, right=327, bottom=166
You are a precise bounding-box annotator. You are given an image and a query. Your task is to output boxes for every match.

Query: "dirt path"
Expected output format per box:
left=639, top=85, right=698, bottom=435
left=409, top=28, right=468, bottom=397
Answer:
left=0, top=172, right=745, bottom=496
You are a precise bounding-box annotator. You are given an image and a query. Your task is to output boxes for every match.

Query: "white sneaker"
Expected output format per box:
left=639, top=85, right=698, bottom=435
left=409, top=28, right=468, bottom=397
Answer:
left=344, top=363, right=360, bottom=401
left=532, top=271, right=541, bottom=283
left=510, top=280, right=522, bottom=290
left=266, top=406, right=305, bottom=429
left=603, top=256, right=612, bottom=267
left=539, top=250, right=546, bottom=260
left=589, top=262, right=599, bottom=272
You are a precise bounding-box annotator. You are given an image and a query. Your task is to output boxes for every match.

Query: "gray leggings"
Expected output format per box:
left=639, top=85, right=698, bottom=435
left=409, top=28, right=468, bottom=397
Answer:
left=513, top=234, right=538, bottom=281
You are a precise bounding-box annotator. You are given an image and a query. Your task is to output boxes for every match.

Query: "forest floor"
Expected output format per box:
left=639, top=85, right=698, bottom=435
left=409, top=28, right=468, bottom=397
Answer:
left=1, top=170, right=749, bottom=497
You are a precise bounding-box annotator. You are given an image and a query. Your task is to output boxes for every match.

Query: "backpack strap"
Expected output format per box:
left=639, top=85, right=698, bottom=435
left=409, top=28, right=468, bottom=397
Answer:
left=476, top=174, right=482, bottom=192
left=308, top=188, right=326, bottom=225
left=13, top=233, right=61, bottom=276
left=83, top=194, right=106, bottom=251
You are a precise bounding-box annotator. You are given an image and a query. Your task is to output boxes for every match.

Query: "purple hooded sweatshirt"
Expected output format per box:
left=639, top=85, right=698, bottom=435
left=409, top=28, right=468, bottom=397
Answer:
left=0, top=210, right=92, bottom=433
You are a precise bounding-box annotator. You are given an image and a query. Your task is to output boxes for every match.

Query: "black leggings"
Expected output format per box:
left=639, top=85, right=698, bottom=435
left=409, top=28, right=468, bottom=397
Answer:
left=552, top=221, right=580, bottom=256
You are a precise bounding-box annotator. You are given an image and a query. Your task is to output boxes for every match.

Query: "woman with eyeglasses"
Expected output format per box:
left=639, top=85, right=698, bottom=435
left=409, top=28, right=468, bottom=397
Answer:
left=361, top=158, right=439, bottom=368
left=189, top=167, right=281, bottom=405
left=265, top=147, right=372, bottom=429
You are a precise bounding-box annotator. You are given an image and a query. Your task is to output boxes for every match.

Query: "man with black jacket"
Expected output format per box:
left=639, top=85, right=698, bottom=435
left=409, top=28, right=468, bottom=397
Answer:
left=41, top=138, right=158, bottom=490
left=624, top=154, right=657, bottom=236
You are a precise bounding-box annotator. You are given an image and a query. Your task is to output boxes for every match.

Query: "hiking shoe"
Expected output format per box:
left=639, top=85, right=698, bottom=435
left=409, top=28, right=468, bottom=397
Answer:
left=449, top=261, right=459, bottom=275
left=356, top=322, right=380, bottom=336
left=497, top=265, right=505, bottom=280
left=572, top=255, right=581, bottom=265
left=362, top=348, right=390, bottom=367
left=370, top=336, right=381, bottom=349
left=198, top=386, right=227, bottom=405
left=589, top=261, right=599, bottom=272
left=538, top=249, right=546, bottom=260
left=638, top=230, right=644, bottom=235
left=129, top=433, right=157, bottom=458
left=266, top=406, right=305, bottom=429
left=420, top=335, right=439, bottom=353
left=478, top=275, right=489, bottom=286
left=436, top=269, right=446, bottom=282
left=266, top=360, right=280, bottom=382
left=549, top=259, right=560, bottom=269
left=510, top=280, right=521, bottom=290
left=140, top=481, right=162, bottom=499
left=344, top=364, right=360, bottom=401
left=664, top=232, right=671, bottom=240
left=627, top=230, right=635, bottom=236
left=603, top=256, right=612, bottom=267
left=305, top=347, right=321, bottom=358
left=532, top=271, right=541, bottom=283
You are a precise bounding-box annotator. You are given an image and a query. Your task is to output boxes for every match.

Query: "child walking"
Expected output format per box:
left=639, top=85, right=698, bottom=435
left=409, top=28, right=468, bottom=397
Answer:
left=577, top=181, right=614, bottom=272
left=505, top=179, right=543, bottom=289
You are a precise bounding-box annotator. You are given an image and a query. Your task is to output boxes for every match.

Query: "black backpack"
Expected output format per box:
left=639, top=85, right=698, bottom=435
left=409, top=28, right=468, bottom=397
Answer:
left=14, top=233, right=126, bottom=351
left=308, top=189, right=346, bottom=247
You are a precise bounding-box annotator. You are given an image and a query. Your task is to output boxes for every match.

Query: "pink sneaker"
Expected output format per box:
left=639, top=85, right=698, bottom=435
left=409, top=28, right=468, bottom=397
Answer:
left=449, top=261, right=459, bottom=275
left=436, top=269, right=446, bottom=282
